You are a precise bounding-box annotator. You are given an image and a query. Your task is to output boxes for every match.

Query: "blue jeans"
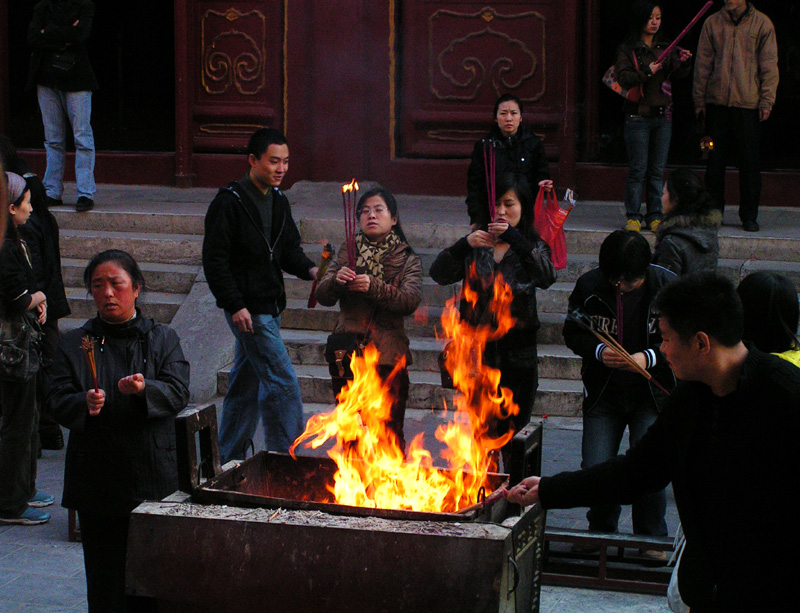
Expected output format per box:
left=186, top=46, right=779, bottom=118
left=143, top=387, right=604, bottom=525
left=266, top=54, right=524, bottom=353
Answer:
left=581, top=386, right=667, bottom=536
left=623, top=115, right=671, bottom=223
left=37, top=86, right=96, bottom=200
left=219, top=312, right=305, bottom=462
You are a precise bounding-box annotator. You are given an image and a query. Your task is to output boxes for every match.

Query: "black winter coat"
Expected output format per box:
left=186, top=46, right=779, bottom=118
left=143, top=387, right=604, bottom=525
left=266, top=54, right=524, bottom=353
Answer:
left=48, top=313, right=190, bottom=516
left=539, top=347, right=800, bottom=612
left=202, top=181, right=315, bottom=316
left=652, top=210, right=721, bottom=276
left=0, top=224, right=36, bottom=316
left=465, top=124, right=550, bottom=226
left=27, top=0, right=98, bottom=92
left=429, top=227, right=555, bottom=358
left=562, top=265, right=676, bottom=411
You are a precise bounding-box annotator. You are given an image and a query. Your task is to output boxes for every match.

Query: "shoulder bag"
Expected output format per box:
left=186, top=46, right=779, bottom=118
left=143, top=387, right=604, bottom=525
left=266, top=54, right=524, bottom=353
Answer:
left=0, top=309, right=42, bottom=382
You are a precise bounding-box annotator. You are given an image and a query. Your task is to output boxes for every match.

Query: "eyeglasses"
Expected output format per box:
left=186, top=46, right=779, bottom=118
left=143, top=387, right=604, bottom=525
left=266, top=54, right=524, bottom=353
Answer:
left=359, top=207, right=388, bottom=216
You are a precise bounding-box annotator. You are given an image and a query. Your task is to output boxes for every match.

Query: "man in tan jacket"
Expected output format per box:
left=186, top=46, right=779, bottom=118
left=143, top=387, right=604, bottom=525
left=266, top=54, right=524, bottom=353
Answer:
left=693, top=0, right=778, bottom=233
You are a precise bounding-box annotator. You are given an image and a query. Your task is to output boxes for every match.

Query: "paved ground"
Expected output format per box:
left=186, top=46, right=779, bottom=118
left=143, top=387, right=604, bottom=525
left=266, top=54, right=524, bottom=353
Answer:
left=3, top=179, right=799, bottom=611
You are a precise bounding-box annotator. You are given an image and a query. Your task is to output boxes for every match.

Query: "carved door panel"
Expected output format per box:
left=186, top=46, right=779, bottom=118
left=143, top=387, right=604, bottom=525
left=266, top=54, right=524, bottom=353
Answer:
left=183, top=1, right=284, bottom=152
left=396, top=1, right=565, bottom=163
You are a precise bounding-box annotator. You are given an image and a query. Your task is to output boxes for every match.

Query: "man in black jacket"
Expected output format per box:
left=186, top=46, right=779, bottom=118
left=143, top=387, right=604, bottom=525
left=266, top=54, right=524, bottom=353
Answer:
left=510, top=272, right=800, bottom=612
left=202, top=128, right=317, bottom=463
left=27, top=0, right=98, bottom=212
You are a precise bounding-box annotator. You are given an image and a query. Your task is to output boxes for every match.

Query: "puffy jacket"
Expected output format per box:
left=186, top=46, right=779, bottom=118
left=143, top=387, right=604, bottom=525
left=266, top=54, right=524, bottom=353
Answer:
left=562, top=265, right=676, bottom=411
left=48, top=313, right=190, bottom=516
left=653, top=210, right=721, bottom=276
left=315, top=235, right=422, bottom=368
left=692, top=4, right=779, bottom=112
left=465, top=124, right=550, bottom=227
left=27, top=0, right=98, bottom=92
left=202, top=180, right=315, bottom=316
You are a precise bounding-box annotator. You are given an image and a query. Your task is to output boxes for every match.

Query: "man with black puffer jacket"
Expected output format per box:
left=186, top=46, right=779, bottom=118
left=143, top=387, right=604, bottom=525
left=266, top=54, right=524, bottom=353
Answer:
left=202, top=128, right=318, bottom=464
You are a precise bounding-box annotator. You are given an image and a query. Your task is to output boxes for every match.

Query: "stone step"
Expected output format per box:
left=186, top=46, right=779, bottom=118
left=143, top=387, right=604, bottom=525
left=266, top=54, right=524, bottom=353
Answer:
left=280, top=300, right=567, bottom=343
left=278, top=328, right=582, bottom=379
left=217, top=363, right=583, bottom=417
left=65, top=287, right=185, bottom=323
left=61, top=258, right=199, bottom=294
left=59, top=228, right=203, bottom=266
left=52, top=209, right=206, bottom=235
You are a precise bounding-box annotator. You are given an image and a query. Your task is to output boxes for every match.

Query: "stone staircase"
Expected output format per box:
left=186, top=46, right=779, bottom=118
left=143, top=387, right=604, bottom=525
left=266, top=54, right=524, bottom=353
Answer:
left=52, top=195, right=800, bottom=422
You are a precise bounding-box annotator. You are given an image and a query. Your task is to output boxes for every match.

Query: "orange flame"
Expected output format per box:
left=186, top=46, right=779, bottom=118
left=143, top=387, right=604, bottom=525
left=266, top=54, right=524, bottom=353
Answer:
left=341, top=178, right=359, bottom=193
left=290, top=267, right=519, bottom=513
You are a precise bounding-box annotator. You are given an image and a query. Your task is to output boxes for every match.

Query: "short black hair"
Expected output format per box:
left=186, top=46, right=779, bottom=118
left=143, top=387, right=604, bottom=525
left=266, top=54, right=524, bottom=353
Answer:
left=663, top=168, right=716, bottom=220
left=737, top=271, right=799, bottom=353
left=654, top=272, right=743, bottom=347
left=84, top=249, right=146, bottom=292
left=495, top=172, right=536, bottom=240
left=598, top=230, right=651, bottom=282
left=247, top=128, right=288, bottom=159
left=493, top=93, right=523, bottom=117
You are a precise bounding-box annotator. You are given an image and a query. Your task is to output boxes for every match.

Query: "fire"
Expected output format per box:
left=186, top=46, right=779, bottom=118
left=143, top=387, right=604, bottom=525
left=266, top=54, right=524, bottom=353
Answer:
left=290, top=265, right=519, bottom=513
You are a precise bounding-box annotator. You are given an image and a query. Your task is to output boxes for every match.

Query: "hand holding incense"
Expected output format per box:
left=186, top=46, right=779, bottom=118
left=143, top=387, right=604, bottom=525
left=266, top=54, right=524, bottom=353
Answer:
left=308, top=243, right=335, bottom=308
left=81, top=335, right=99, bottom=392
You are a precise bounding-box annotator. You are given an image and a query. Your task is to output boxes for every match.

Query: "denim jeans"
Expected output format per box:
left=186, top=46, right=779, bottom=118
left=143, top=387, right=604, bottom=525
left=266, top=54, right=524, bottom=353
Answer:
left=705, top=105, right=762, bottom=223
left=581, top=386, right=667, bottom=536
left=218, top=312, right=305, bottom=462
left=623, top=115, right=671, bottom=223
left=37, top=86, right=96, bottom=200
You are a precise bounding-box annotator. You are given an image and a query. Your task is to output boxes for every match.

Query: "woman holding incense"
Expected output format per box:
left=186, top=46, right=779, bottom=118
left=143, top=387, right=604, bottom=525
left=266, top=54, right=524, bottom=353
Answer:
left=47, top=249, right=189, bottom=612
left=562, top=230, right=675, bottom=552
left=431, top=173, right=556, bottom=464
left=465, top=93, right=552, bottom=228
left=616, top=0, right=692, bottom=233
left=316, top=187, right=422, bottom=452
left=652, top=168, right=720, bottom=276
left=0, top=172, right=53, bottom=527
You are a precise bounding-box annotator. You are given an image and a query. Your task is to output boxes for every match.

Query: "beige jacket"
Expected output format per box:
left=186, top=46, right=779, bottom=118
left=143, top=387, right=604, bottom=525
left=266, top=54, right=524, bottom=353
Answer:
left=692, top=4, right=778, bottom=112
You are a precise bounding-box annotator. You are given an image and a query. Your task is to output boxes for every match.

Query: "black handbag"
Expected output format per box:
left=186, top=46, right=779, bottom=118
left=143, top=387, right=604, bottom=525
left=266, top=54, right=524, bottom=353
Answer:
left=324, top=332, right=365, bottom=380
left=0, top=310, right=42, bottom=382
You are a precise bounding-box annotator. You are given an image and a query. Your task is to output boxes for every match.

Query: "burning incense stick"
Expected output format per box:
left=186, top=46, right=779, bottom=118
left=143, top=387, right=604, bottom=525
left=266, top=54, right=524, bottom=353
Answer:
left=656, top=1, right=713, bottom=64
left=341, top=179, right=359, bottom=266
left=568, top=309, right=671, bottom=396
left=81, top=336, right=99, bottom=392
left=308, top=243, right=335, bottom=308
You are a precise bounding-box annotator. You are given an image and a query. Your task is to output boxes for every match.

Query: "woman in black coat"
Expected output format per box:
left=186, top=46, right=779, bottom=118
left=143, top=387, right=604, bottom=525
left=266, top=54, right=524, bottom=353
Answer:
left=48, top=249, right=189, bottom=612
left=465, top=93, right=552, bottom=228
left=432, top=173, right=555, bottom=465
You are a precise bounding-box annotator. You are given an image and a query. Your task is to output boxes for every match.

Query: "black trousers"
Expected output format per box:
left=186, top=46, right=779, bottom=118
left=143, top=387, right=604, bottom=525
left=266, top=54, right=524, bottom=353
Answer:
left=0, top=377, right=38, bottom=518
left=705, top=105, right=762, bottom=223
left=78, top=511, right=157, bottom=613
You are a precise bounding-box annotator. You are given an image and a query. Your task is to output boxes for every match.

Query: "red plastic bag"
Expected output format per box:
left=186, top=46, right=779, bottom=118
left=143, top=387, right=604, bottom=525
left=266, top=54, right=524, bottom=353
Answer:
left=534, top=187, right=573, bottom=270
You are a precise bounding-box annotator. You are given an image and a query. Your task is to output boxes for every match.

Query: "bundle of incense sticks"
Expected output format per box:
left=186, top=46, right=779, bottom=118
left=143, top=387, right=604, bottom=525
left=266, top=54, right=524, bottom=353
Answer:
left=483, top=140, right=497, bottom=220
left=568, top=309, right=671, bottom=396
left=656, top=1, right=713, bottom=64
left=80, top=335, right=99, bottom=392
left=307, top=243, right=335, bottom=308
left=341, top=179, right=359, bottom=266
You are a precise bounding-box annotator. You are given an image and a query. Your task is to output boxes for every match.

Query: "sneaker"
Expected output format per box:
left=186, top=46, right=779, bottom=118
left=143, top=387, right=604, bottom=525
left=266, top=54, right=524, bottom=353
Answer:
left=0, top=506, right=51, bottom=526
left=647, top=219, right=661, bottom=233
left=742, top=220, right=760, bottom=232
left=76, top=196, right=95, bottom=212
left=29, top=491, right=55, bottom=508
left=625, top=219, right=642, bottom=232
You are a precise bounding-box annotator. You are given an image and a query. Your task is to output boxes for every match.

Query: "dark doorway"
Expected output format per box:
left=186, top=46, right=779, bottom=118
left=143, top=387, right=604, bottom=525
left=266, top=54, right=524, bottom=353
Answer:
left=6, top=1, right=175, bottom=153
left=588, top=0, right=800, bottom=171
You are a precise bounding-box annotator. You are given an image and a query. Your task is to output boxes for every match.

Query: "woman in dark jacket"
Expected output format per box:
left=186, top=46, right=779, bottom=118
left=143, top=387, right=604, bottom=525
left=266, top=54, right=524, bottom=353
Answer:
left=615, top=1, right=692, bottom=232
left=47, top=249, right=189, bottom=612
left=432, top=173, right=555, bottom=463
left=316, top=187, right=422, bottom=450
left=0, top=173, right=51, bottom=527
left=653, top=168, right=720, bottom=276
left=465, top=93, right=552, bottom=228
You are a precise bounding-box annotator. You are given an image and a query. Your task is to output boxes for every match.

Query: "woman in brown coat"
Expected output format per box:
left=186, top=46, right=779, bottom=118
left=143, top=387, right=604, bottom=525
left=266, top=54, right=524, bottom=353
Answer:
left=316, top=187, right=422, bottom=451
